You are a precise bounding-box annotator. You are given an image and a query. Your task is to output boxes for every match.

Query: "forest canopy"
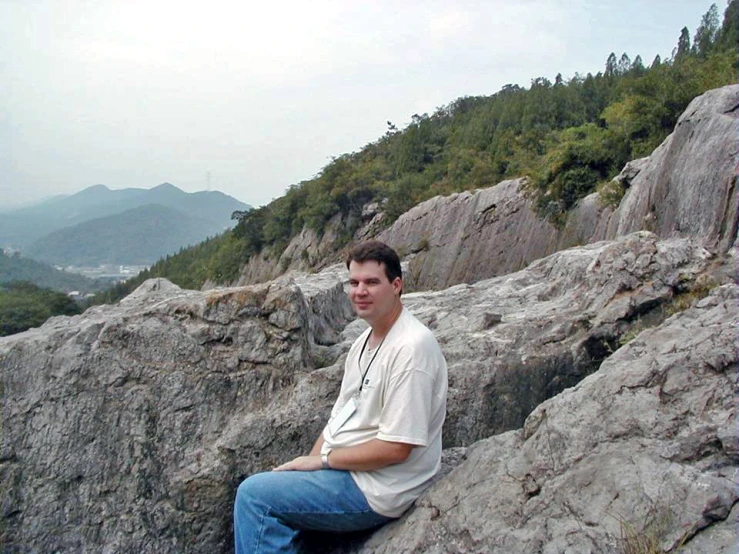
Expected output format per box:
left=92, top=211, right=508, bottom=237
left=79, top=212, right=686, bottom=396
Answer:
left=0, top=281, right=81, bottom=337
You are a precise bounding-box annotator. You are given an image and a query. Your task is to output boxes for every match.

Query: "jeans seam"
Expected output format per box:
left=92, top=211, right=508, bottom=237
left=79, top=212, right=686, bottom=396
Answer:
left=253, top=508, right=268, bottom=553
left=279, top=508, right=375, bottom=516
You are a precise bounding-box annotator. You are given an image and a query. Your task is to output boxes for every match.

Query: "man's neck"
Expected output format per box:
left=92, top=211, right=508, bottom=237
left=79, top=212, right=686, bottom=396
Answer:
left=368, top=303, right=403, bottom=348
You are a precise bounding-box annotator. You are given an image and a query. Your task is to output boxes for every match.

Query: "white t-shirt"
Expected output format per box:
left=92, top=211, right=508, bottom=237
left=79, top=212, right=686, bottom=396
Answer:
left=321, top=307, right=448, bottom=517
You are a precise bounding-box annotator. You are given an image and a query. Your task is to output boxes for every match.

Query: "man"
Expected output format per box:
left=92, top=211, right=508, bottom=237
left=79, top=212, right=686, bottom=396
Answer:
left=234, top=240, right=448, bottom=553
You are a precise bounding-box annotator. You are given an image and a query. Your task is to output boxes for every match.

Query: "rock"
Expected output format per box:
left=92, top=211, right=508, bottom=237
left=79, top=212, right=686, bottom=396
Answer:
left=350, top=283, right=738, bottom=554
left=377, top=85, right=739, bottom=292
left=610, top=84, right=739, bottom=253
left=0, top=276, right=343, bottom=552
left=376, top=178, right=561, bottom=291
left=558, top=191, right=615, bottom=248
left=237, top=213, right=355, bottom=287
left=361, top=202, right=382, bottom=220
left=293, top=264, right=355, bottom=365
left=2, top=232, right=732, bottom=553
left=401, top=232, right=718, bottom=445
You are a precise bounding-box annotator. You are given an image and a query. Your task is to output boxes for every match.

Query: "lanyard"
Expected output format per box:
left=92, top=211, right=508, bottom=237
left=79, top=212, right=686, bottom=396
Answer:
left=356, top=332, right=386, bottom=395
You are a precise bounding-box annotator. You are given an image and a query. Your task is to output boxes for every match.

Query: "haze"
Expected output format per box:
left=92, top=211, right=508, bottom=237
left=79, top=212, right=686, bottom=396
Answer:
left=1, top=0, right=710, bottom=208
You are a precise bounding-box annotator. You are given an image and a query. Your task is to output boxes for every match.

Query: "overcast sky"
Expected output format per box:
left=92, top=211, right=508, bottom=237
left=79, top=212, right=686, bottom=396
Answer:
left=2, top=0, right=714, bottom=208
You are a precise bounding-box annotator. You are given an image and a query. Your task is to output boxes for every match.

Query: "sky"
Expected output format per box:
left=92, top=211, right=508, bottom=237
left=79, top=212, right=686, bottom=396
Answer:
left=1, top=0, right=715, bottom=208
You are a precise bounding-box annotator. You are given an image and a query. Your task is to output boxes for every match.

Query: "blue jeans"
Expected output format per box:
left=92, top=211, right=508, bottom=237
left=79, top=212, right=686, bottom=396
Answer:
left=234, top=469, right=394, bottom=553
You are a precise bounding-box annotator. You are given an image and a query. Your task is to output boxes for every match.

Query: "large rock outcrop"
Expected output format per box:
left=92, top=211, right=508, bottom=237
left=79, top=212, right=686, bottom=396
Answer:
left=564, top=84, right=739, bottom=253
left=0, top=277, right=351, bottom=552
left=356, top=283, right=738, bottom=553
left=376, top=178, right=559, bottom=290
left=610, top=85, right=739, bottom=252
left=2, top=232, right=734, bottom=553
left=235, top=213, right=355, bottom=287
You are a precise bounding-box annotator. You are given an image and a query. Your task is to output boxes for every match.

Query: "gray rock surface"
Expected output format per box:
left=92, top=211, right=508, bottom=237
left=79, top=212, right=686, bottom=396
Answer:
left=376, top=178, right=561, bottom=291
left=355, top=283, right=738, bottom=554
left=1, top=276, right=346, bottom=552
left=611, top=85, right=739, bottom=252
left=2, top=232, right=734, bottom=553
left=235, top=213, right=354, bottom=288
left=400, top=232, right=725, bottom=445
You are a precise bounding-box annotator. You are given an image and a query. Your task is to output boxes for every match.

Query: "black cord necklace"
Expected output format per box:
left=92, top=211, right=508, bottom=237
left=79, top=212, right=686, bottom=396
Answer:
left=355, top=332, right=386, bottom=398
left=353, top=308, right=402, bottom=400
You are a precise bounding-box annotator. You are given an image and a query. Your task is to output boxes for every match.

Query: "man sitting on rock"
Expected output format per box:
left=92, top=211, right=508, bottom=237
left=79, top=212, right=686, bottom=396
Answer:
left=234, top=240, right=448, bottom=553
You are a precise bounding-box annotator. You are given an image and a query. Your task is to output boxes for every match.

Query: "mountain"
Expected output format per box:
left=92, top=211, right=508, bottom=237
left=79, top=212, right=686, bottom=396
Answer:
left=0, top=194, right=70, bottom=214
left=0, top=251, right=104, bottom=293
left=0, top=183, right=250, bottom=249
left=25, top=203, right=231, bottom=266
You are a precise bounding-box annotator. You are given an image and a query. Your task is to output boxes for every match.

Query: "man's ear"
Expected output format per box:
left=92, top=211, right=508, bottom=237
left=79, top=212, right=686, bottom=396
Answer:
left=392, top=277, right=403, bottom=295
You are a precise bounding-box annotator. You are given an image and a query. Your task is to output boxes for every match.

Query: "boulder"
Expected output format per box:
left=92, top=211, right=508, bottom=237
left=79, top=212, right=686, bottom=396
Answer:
left=0, top=276, right=345, bottom=552
left=400, top=232, right=720, bottom=445
left=610, top=85, right=739, bottom=252
left=354, top=283, right=738, bottom=553
left=376, top=178, right=560, bottom=291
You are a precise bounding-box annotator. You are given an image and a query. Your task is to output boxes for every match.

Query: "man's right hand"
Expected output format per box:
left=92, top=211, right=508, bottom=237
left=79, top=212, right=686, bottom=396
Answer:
left=273, top=455, right=322, bottom=472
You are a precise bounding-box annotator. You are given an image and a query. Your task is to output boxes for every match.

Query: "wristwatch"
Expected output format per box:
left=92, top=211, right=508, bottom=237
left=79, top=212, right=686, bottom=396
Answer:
left=321, top=450, right=331, bottom=469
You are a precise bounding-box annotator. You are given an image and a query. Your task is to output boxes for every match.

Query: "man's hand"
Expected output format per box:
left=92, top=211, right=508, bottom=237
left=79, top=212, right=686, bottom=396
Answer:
left=273, top=455, right=322, bottom=472
left=273, top=439, right=413, bottom=473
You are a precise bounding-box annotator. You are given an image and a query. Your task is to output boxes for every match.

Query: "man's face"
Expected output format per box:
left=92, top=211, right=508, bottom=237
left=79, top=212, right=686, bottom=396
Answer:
left=347, top=260, right=402, bottom=325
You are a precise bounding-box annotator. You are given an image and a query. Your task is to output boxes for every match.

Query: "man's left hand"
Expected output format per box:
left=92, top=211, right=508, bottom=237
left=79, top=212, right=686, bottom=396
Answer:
left=273, top=455, right=322, bottom=472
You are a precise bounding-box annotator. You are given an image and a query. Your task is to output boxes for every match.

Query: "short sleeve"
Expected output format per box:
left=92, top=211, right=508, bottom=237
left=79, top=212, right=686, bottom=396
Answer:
left=377, top=368, right=435, bottom=446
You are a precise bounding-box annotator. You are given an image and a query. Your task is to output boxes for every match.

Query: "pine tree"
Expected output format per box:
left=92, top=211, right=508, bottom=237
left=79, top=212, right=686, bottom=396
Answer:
left=693, top=4, right=720, bottom=57
left=618, top=53, right=632, bottom=74
left=673, top=27, right=692, bottom=62
left=605, top=53, right=618, bottom=77
left=716, top=0, right=738, bottom=52
left=631, top=55, right=645, bottom=75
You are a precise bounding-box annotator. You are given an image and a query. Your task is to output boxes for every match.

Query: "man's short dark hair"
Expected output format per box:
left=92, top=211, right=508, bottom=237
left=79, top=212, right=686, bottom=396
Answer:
left=346, top=241, right=402, bottom=284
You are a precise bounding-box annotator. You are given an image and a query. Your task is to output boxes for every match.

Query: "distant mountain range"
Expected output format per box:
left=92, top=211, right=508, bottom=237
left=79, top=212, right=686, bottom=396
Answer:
left=25, top=204, right=229, bottom=266
left=1, top=183, right=251, bottom=266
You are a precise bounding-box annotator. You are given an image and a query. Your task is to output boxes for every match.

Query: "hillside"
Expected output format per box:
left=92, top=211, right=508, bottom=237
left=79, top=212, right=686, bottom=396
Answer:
left=0, top=251, right=105, bottom=293
left=0, top=182, right=250, bottom=250
left=25, top=203, right=231, bottom=266
left=0, top=281, right=82, bottom=337
left=102, top=2, right=737, bottom=297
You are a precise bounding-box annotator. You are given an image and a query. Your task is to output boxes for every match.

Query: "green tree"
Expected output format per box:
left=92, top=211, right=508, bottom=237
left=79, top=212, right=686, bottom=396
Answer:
left=0, top=281, right=81, bottom=336
left=605, top=52, right=618, bottom=77
left=618, top=53, right=632, bottom=74
left=693, top=4, right=720, bottom=57
left=674, top=27, right=692, bottom=62
left=716, top=0, right=738, bottom=52
left=630, top=55, right=645, bottom=75
left=535, top=123, right=622, bottom=213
